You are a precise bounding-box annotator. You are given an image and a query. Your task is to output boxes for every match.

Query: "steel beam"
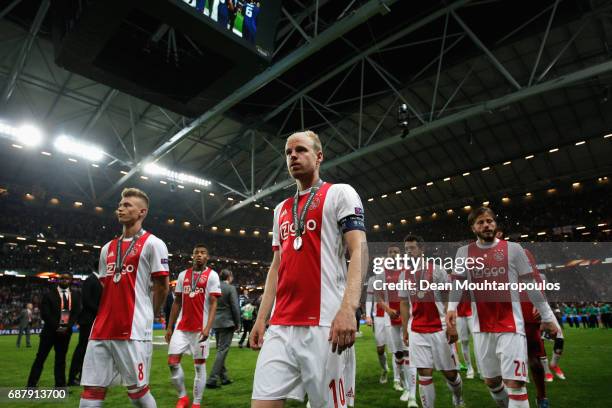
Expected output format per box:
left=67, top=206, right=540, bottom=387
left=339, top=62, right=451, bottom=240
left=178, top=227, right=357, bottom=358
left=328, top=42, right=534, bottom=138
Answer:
left=207, top=58, right=612, bottom=223
left=103, top=0, right=400, bottom=197
left=81, top=89, right=119, bottom=136
left=1, top=0, right=49, bottom=104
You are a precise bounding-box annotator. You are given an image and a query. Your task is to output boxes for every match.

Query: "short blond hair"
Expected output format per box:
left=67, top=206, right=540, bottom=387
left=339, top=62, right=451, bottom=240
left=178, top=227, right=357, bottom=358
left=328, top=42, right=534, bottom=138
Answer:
left=290, top=130, right=322, bottom=153
left=121, top=187, right=150, bottom=208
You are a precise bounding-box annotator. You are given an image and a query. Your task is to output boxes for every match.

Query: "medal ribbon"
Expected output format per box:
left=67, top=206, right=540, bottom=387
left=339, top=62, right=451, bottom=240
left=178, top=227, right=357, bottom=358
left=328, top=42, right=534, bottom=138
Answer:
left=113, top=229, right=143, bottom=281
left=292, top=179, right=323, bottom=240
left=191, top=267, right=205, bottom=295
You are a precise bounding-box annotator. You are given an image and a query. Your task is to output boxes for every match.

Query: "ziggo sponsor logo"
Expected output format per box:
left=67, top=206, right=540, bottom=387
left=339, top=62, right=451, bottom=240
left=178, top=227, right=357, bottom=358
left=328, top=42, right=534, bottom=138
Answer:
left=106, top=263, right=135, bottom=275
left=280, top=220, right=317, bottom=240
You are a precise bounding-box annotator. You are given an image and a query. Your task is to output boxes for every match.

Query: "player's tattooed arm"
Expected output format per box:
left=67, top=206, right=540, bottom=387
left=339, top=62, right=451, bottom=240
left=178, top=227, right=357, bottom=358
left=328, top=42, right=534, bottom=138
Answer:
left=329, top=229, right=367, bottom=354
left=250, top=250, right=280, bottom=350
left=152, top=275, right=169, bottom=317
left=201, top=295, right=217, bottom=341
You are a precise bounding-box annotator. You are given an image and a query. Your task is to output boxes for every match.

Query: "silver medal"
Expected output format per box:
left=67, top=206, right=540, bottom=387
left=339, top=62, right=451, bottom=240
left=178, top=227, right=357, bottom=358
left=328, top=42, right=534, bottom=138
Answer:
left=293, top=236, right=303, bottom=251
left=189, top=291, right=196, bottom=298
left=113, top=273, right=121, bottom=284
left=417, top=290, right=425, bottom=299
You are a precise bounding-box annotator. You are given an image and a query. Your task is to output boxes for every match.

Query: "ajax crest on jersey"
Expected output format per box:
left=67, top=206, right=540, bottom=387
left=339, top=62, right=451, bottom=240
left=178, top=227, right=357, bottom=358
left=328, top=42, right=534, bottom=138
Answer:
left=494, top=249, right=505, bottom=262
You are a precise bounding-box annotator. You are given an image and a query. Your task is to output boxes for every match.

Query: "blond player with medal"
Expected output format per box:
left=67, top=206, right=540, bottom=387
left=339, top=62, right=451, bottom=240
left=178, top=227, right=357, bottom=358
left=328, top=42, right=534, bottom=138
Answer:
left=250, top=130, right=367, bottom=408
left=80, top=188, right=169, bottom=408
left=165, top=244, right=222, bottom=408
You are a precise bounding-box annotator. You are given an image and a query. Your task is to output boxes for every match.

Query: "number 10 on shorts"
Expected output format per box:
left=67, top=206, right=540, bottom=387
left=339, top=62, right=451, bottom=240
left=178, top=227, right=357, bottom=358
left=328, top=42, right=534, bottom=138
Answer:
left=328, top=378, right=346, bottom=408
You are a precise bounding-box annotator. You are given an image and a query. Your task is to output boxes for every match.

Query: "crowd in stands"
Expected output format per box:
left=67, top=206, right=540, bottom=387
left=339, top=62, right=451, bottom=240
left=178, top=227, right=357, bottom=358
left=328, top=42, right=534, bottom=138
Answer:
left=370, top=184, right=610, bottom=243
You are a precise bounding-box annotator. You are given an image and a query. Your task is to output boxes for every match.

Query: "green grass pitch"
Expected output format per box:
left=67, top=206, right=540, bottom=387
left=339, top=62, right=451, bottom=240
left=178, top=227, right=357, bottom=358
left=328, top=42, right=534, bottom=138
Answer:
left=0, top=327, right=609, bottom=407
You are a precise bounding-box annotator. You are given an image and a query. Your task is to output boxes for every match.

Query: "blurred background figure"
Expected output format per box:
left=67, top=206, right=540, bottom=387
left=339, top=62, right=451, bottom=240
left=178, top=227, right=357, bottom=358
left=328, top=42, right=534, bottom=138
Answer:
left=16, top=302, right=33, bottom=348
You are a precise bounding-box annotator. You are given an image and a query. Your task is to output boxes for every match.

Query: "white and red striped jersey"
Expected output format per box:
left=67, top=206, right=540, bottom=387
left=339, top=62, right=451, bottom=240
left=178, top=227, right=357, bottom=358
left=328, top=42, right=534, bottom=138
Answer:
left=451, top=239, right=532, bottom=335
left=91, top=231, right=169, bottom=341
left=366, top=275, right=385, bottom=318
left=399, top=264, right=448, bottom=333
left=375, top=269, right=403, bottom=327
left=270, top=182, right=364, bottom=327
left=175, top=267, right=222, bottom=332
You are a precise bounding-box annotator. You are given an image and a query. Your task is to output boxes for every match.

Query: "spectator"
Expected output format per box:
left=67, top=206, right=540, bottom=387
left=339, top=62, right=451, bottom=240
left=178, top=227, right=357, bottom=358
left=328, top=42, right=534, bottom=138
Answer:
left=206, top=269, right=240, bottom=388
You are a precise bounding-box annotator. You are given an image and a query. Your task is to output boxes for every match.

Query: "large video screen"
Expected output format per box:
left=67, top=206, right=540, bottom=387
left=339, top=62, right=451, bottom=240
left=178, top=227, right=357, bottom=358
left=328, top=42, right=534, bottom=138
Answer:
left=181, top=0, right=275, bottom=57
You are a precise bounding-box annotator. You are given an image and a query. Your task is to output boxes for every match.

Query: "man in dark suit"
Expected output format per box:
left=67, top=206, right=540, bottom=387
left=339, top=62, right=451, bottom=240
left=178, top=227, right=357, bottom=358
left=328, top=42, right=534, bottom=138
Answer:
left=68, top=272, right=101, bottom=386
left=27, top=273, right=82, bottom=388
left=206, top=269, right=240, bottom=388
left=16, top=303, right=33, bottom=348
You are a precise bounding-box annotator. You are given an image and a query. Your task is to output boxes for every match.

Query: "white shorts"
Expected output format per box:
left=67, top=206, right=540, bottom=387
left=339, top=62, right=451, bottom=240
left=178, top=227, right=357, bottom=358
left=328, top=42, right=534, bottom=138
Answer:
left=168, top=330, right=210, bottom=360
left=252, top=325, right=355, bottom=408
left=473, top=332, right=528, bottom=382
left=456, top=316, right=474, bottom=342
left=81, top=340, right=152, bottom=387
left=386, top=325, right=408, bottom=354
left=409, top=331, right=458, bottom=371
left=373, top=316, right=387, bottom=347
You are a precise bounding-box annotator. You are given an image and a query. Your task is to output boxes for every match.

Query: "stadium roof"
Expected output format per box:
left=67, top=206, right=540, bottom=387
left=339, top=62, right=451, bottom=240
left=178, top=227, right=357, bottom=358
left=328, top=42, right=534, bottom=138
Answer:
left=1, top=0, right=611, bottom=231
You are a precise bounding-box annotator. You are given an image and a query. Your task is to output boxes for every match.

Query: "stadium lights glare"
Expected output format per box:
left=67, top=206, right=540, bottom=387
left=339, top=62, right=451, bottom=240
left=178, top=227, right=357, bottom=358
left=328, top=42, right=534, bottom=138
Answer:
left=481, top=167, right=490, bottom=171
left=381, top=194, right=388, bottom=198
left=549, top=148, right=559, bottom=153
left=227, top=197, right=234, bottom=201
left=525, top=155, right=534, bottom=159
left=41, top=151, right=51, bottom=156
left=415, top=216, right=422, bottom=221
left=604, top=133, right=612, bottom=139
left=209, top=192, right=215, bottom=196
left=537, top=231, right=546, bottom=236
left=143, top=163, right=211, bottom=187
left=575, top=140, right=586, bottom=146
left=400, top=219, right=407, bottom=224
left=411, top=186, right=417, bottom=190
left=575, top=226, right=586, bottom=230
left=93, top=245, right=101, bottom=249
left=177, top=185, right=184, bottom=189
left=426, top=181, right=434, bottom=186
left=91, top=163, right=99, bottom=168
left=598, top=223, right=607, bottom=227
left=0, top=123, right=44, bottom=147
left=54, top=135, right=105, bottom=162
left=431, top=212, right=437, bottom=218
left=447, top=209, right=454, bottom=215
left=462, top=172, right=470, bottom=176
left=444, top=177, right=451, bottom=181
left=253, top=230, right=260, bottom=236
left=395, top=190, right=402, bottom=194
left=503, top=161, right=511, bottom=165
left=482, top=201, right=490, bottom=206
left=194, top=189, right=201, bottom=193
left=520, top=234, right=529, bottom=238
left=373, top=225, right=380, bottom=229
left=367, top=198, right=374, bottom=202
left=264, top=206, right=270, bottom=210
left=211, top=226, right=218, bottom=231
left=140, top=176, right=148, bottom=180
left=16, top=237, right=26, bottom=241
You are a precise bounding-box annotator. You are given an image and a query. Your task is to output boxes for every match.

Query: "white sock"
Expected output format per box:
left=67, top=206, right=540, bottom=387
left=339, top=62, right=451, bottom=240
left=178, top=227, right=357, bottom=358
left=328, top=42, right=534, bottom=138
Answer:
left=488, top=382, right=509, bottom=408
left=507, top=386, right=529, bottom=408
left=461, top=340, right=472, bottom=369
left=540, top=357, right=552, bottom=374
left=193, top=363, right=206, bottom=404
left=402, top=358, right=417, bottom=398
left=446, top=373, right=463, bottom=401
left=418, top=376, right=435, bottom=408
left=79, top=399, right=103, bottom=407
left=169, top=364, right=187, bottom=398
left=551, top=352, right=561, bottom=367
left=128, top=387, right=157, bottom=408
left=392, top=356, right=400, bottom=382
left=378, top=352, right=388, bottom=371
